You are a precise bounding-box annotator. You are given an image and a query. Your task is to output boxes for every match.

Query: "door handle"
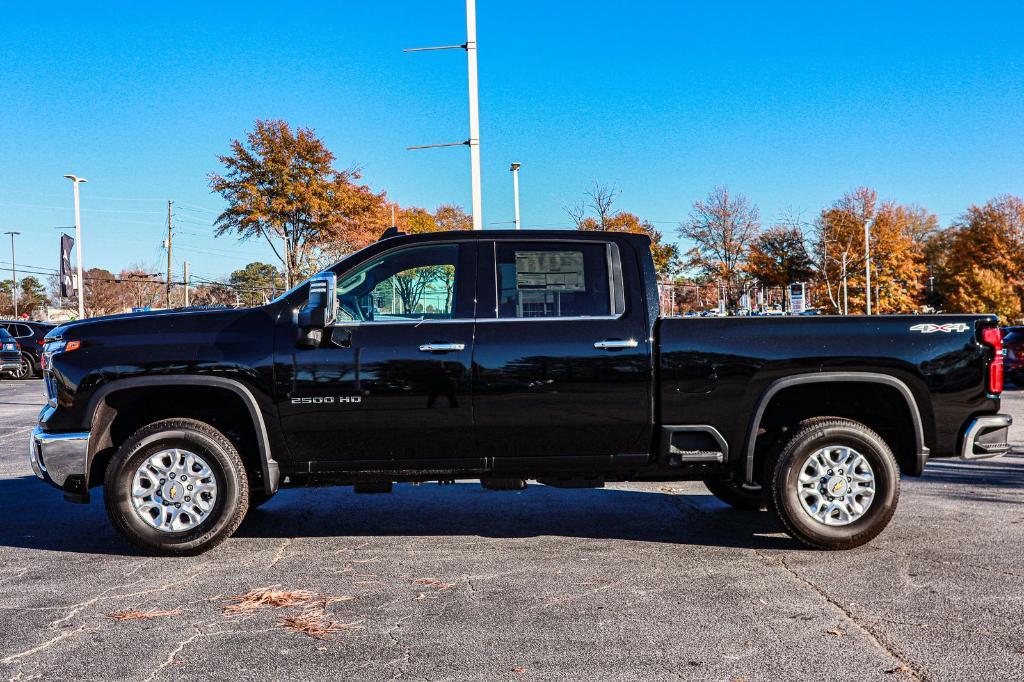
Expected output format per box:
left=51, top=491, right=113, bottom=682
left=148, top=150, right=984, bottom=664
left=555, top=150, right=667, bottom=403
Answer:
left=419, top=343, right=466, bottom=353
left=594, top=338, right=639, bottom=350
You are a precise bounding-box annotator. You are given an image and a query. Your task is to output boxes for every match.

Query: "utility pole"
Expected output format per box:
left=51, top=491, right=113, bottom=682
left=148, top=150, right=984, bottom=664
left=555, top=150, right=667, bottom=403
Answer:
left=864, top=218, right=872, bottom=315
left=63, top=175, right=87, bottom=318
left=4, top=231, right=20, bottom=318
left=404, top=0, right=484, bottom=230
left=510, top=162, right=521, bottom=229
left=183, top=261, right=190, bottom=307
left=165, top=200, right=173, bottom=308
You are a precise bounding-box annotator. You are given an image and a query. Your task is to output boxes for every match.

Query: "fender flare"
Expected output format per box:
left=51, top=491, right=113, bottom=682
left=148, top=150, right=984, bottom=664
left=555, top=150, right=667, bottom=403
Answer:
left=743, top=372, right=927, bottom=485
left=86, top=375, right=279, bottom=494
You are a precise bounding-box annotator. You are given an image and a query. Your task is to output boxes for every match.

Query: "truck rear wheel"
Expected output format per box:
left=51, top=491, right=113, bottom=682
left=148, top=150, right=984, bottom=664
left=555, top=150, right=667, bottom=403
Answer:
left=769, top=417, right=899, bottom=550
left=703, top=479, right=767, bottom=510
left=103, top=418, right=249, bottom=556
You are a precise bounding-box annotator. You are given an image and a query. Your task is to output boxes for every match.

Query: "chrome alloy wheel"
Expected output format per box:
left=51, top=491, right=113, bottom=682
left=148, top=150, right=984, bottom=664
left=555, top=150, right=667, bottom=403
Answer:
left=11, top=355, right=31, bottom=379
left=796, top=445, right=875, bottom=526
left=130, top=449, right=218, bottom=533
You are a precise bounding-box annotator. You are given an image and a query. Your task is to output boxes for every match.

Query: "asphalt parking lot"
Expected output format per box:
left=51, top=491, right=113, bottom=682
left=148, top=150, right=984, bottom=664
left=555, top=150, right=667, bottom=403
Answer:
left=0, top=379, right=1021, bottom=681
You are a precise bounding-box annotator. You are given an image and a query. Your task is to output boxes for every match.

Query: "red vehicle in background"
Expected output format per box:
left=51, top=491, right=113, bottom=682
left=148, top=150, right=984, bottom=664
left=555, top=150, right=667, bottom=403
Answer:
left=1002, top=327, right=1024, bottom=387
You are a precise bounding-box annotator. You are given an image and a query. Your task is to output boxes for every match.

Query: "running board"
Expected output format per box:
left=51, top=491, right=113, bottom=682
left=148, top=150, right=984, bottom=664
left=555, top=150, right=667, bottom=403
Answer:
left=662, top=425, right=728, bottom=464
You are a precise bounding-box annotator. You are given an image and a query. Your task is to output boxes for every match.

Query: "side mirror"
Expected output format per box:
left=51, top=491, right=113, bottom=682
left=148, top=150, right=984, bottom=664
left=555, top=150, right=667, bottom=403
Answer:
left=296, top=272, right=337, bottom=348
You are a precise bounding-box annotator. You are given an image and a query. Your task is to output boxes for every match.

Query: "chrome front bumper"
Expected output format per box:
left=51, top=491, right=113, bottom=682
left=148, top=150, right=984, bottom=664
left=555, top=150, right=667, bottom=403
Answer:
left=30, top=426, right=90, bottom=492
left=960, top=414, right=1013, bottom=460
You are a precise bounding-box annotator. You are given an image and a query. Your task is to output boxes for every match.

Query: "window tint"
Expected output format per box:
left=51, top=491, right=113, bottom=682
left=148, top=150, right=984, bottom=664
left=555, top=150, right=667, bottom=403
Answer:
left=335, top=244, right=460, bottom=322
left=16, top=324, right=32, bottom=338
left=496, top=242, right=613, bottom=318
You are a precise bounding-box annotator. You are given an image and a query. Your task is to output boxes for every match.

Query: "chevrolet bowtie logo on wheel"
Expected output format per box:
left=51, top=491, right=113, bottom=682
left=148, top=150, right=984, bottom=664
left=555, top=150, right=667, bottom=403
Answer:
left=910, top=323, right=970, bottom=333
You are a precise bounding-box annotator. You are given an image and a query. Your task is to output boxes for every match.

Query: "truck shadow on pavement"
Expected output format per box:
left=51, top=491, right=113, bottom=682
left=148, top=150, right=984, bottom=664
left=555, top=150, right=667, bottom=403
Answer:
left=4, top=455, right=1020, bottom=556
left=915, top=454, right=1024, bottom=505
left=3, top=476, right=797, bottom=555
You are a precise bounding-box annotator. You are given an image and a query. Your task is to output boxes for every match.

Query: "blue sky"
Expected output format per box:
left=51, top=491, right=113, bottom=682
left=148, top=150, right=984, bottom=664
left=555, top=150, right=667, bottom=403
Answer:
left=1, top=1, right=1022, bottom=284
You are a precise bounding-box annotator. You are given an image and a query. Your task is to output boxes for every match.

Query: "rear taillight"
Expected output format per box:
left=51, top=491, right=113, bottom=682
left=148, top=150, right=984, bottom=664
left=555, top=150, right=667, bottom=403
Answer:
left=981, top=327, right=1004, bottom=394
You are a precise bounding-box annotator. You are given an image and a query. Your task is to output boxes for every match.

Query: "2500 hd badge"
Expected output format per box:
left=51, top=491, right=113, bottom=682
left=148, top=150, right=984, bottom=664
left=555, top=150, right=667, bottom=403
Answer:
left=290, top=396, right=362, bottom=404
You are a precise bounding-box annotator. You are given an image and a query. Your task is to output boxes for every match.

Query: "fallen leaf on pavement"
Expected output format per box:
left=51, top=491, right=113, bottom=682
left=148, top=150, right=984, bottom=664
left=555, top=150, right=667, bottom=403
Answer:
left=279, top=612, right=364, bottom=641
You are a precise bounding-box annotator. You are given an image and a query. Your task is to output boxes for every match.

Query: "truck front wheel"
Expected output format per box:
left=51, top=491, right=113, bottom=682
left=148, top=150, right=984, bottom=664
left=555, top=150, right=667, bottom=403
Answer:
left=769, top=418, right=900, bottom=550
left=103, top=418, right=249, bottom=556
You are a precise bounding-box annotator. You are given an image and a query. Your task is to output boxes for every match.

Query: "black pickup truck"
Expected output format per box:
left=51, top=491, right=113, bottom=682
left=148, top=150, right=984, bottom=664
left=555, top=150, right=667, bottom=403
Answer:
left=30, top=229, right=1012, bottom=555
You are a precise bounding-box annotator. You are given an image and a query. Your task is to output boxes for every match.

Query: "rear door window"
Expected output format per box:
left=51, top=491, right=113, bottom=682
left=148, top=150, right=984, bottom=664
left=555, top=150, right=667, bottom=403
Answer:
left=494, top=242, right=623, bottom=318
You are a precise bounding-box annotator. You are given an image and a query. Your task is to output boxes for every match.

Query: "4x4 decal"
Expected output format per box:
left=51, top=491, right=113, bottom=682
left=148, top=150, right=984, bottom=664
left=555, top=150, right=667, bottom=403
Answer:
left=910, top=323, right=970, bottom=333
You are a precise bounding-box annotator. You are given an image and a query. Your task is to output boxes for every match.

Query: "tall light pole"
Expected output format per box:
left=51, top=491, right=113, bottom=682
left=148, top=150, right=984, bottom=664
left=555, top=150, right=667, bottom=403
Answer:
left=404, top=0, right=484, bottom=230
left=4, top=231, right=19, bottom=318
left=63, top=175, right=88, bottom=318
left=864, top=218, right=872, bottom=315
left=465, top=0, right=482, bottom=229
left=510, top=162, right=521, bottom=229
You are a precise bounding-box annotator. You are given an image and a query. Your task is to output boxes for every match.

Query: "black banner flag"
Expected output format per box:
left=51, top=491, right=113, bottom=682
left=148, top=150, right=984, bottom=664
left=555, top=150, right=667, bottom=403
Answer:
left=59, top=233, right=75, bottom=298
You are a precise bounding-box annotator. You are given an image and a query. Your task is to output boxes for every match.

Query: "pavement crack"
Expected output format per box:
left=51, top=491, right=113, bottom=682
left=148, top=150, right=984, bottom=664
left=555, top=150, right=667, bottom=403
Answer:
left=1, top=625, right=95, bottom=664
left=754, top=550, right=927, bottom=681
left=270, top=538, right=293, bottom=567
left=142, top=627, right=206, bottom=682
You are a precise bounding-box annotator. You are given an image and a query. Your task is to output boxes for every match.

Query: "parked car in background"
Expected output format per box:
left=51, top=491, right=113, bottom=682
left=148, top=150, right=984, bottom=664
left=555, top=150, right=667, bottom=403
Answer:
left=0, top=320, right=55, bottom=379
left=0, top=327, right=22, bottom=376
left=1002, top=326, right=1024, bottom=386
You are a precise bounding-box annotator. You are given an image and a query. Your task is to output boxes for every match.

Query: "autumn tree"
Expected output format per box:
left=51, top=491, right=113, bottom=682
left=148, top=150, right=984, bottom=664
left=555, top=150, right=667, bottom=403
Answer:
left=397, top=203, right=473, bottom=234
left=209, top=119, right=385, bottom=288
left=567, top=183, right=679, bottom=277
left=812, top=188, right=929, bottom=314
left=190, top=282, right=237, bottom=308
left=940, top=195, right=1024, bottom=323
left=679, top=186, right=760, bottom=308
left=119, top=267, right=163, bottom=310
left=812, top=188, right=873, bottom=313
left=746, top=222, right=814, bottom=311
left=49, top=268, right=124, bottom=317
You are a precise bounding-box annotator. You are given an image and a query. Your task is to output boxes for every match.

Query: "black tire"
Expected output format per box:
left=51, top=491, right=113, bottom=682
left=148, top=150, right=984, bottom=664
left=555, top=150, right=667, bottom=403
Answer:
left=703, top=478, right=768, bottom=510
left=769, top=417, right=900, bottom=550
left=104, top=418, right=249, bottom=556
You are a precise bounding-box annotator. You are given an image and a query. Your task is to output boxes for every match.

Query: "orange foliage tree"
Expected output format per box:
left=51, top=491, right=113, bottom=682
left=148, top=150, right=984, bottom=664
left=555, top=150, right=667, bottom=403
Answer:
left=209, top=119, right=385, bottom=288
left=939, top=195, right=1024, bottom=323
left=812, top=188, right=930, bottom=314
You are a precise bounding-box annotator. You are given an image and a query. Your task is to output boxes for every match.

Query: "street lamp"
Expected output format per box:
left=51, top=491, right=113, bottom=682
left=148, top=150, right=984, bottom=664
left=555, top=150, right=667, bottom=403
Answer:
left=510, top=162, right=521, bottom=230
left=63, top=174, right=88, bottom=318
left=864, top=218, right=872, bottom=315
left=3, top=231, right=19, bottom=318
